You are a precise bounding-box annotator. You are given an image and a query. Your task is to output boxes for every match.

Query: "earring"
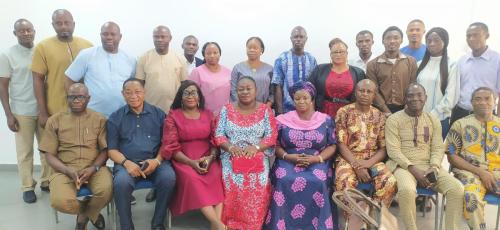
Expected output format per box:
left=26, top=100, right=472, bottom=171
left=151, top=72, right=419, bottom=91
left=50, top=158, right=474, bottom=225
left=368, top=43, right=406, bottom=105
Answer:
left=197, top=102, right=200, bottom=108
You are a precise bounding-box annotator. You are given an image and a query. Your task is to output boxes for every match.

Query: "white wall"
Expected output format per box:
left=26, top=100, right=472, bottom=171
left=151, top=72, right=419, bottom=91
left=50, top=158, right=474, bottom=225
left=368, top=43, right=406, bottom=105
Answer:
left=1, top=0, right=498, bottom=164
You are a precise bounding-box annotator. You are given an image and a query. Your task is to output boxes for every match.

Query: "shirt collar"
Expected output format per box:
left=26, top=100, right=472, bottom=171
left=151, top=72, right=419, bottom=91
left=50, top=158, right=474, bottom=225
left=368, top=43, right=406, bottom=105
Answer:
left=377, top=52, right=408, bottom=63
left=466, top=47, right=492, bottom=61
left=124, top=102, right=153, bottom=115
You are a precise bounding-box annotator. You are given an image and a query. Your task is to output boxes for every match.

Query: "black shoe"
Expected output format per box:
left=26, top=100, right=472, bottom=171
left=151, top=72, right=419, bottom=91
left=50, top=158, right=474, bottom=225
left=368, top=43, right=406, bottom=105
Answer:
left=90, top=213, right=105, bottom=230
left=145, top=189, right=156, bottom=202
left=131, top=195, right=137, bottom=205
left=23, top=190, right=37, bottom=203
left=151, top=225, right=165, bottom=230
left=40, top=185, right=50, bottom=192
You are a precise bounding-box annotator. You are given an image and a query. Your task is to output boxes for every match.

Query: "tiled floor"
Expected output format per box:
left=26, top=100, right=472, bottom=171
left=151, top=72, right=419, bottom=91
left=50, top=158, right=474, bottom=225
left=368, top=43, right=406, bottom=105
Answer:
left=0, top=168, right=498, bottom=230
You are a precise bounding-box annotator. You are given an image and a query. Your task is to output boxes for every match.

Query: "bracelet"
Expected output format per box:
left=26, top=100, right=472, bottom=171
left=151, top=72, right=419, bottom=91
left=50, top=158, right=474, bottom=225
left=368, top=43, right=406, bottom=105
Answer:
left=120, top=158, right=128, bottom=166
left=154, top=158, right=162, bottom=166
left=282, top=153, right=288, bottom=160
left=318, top=155, right=324, bottom=163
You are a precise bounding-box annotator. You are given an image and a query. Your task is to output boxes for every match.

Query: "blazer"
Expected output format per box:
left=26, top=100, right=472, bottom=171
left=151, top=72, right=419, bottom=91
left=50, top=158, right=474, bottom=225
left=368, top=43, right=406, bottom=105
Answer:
left=308, top=63, right=366, bottom=111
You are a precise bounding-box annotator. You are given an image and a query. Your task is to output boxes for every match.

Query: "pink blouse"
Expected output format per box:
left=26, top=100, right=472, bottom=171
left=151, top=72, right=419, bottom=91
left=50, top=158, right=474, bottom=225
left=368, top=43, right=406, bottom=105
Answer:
left=189, top=64, right=231, bottom=114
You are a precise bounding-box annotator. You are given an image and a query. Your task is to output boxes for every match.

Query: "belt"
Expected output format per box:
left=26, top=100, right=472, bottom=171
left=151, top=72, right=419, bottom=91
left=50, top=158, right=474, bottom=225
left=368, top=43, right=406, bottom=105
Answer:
left=325, top=97, right=350, bottom=104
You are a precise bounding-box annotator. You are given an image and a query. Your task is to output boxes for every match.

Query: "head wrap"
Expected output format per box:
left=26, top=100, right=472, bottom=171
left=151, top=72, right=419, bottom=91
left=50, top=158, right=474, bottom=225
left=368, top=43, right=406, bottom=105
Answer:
left=289, top=81, right=316, bottom=99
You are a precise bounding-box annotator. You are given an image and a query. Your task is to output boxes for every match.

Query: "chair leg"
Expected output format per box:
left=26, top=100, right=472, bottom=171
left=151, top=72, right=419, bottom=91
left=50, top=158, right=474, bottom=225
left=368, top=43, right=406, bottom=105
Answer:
left=495, top=205, right=499, bottom=230
left=439, top=195, right=445, bottom=230
left=167, top=209, right=172, bottom=229
left=111, top=200, right=117, bottom=230
left=434, top=195, right=439, bottom=230
left=422, top=196, right=427, bottom=218
left=53, top=208, right=59, bottom=224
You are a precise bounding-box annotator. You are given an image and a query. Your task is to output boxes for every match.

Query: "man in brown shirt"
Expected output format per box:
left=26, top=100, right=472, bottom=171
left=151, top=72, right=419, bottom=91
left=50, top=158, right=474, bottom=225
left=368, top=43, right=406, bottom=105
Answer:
left=39, top=83, right=111, bottom=230
left=366, top=26, right=417, bottom=115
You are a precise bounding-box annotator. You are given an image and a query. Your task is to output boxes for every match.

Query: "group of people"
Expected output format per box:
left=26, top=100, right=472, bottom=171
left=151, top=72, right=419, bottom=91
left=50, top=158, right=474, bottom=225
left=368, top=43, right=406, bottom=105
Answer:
left=0, top=8, right=499, bottom=230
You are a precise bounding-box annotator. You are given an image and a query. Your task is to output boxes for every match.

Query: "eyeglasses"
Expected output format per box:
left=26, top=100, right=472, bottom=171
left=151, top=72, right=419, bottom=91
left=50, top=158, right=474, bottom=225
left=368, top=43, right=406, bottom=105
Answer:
left=331, top=50, right=347, bottom=55
left=182, top=90, right=198, bottom=97
left=66, top=95, right=88, bottom=101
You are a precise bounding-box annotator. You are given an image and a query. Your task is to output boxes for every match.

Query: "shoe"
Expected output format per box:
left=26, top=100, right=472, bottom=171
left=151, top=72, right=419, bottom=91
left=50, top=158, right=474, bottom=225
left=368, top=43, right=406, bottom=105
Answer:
left=151, top=225, right=165, bottom=230
left=145, top=189, right=156, bottom=202
left=75, top=215, right=89, bottom=230
left=40, top=185, right=50, bottom=192
left=90, top=213, right=105, bottom=230
left=23, top=190, right=37, bottom=203
left=131, top=195, right=137, bottom=205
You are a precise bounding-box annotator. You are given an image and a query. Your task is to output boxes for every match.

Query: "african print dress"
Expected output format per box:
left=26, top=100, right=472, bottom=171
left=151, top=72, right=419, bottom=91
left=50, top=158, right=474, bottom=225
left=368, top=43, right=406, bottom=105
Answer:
left=264, top=111, right=338, bottom=230
left=214, top=103, right=277, bottom=230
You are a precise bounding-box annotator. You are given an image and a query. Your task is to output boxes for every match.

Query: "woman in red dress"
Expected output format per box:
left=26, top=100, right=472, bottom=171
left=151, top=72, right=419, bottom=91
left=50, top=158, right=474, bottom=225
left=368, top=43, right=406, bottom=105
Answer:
left=309, top=38, right=366, bottom=118
left=161, top=80, right=225, bottom=230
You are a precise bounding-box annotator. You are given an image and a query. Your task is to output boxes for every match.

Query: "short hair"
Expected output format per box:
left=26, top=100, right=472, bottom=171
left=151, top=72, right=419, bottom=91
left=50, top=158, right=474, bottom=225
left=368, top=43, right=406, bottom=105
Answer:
left=122, top=78, right=144, bottom=90
left=182, top=35, right=198, bottom=44
left=237, top=76, right=257, bottom=87
left=468, top=22, right=489, bottom=33
left=246, top=37, right=265, bottom=53
left=382, top=26, right=403, bottom=40
left=356, top=30, right=373, bottom=40
left=408, top=19, right=425, bottom=27
left=201, top=42, right=221, bottom=58
left=170, top=80, right=205, bottom=110
left=471, top=87, right=496, bottom=100
left=405, top=83, right=426, bottom=95
left=328, top=38, right=348, bottom=49
left=13, top=18, right=31, bottom=30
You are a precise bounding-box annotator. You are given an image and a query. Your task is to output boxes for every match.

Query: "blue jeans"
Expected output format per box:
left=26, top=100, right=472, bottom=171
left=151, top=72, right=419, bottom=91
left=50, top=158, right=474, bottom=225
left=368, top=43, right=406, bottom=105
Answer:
left=113, top=161, right=176, bottom=230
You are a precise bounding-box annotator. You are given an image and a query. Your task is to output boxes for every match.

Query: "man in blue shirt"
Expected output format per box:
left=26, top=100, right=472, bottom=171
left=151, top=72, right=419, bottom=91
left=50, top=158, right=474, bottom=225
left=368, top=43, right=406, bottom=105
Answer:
left=107, top=78, right=175, bottom=230
left=65, top=21, right=136, bottom=118
left=272, top=26, right=317, bottom=114
left=400, top=19, right=427, bottom=61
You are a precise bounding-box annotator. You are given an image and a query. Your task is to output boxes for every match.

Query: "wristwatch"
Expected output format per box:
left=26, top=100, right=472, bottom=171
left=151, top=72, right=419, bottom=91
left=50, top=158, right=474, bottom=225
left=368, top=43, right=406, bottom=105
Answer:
left=94, top=165, right=101, bottom=172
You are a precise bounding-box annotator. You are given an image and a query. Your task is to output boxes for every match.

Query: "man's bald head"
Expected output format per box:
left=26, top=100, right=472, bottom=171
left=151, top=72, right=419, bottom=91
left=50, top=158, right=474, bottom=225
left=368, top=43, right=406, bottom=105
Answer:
left=356, top=79, right=377, bottom=91
left=52, top=9, right=73, bottom=21
left=68, top=83, right=89, bottom=95
left=291, top=26, right=307, bottom=36
left=153, top=25, right=171, bottom=34
left=355, top=79, right=377, bottom=106
left=13, top=19, right=35, bottom=48
left=101, top=21, right=120, bottom=33
left=290, top=26, right=308, bottom=54
left=13, top=19, right=33, bottom=30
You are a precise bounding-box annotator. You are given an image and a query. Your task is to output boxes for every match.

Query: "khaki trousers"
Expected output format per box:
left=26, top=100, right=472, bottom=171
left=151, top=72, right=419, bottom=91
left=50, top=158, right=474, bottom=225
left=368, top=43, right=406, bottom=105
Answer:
left=394, top=165, right=464, bottom=230
left=13, top=114, right=52, bottom=191
left=49, top=168, right=113, bottom=222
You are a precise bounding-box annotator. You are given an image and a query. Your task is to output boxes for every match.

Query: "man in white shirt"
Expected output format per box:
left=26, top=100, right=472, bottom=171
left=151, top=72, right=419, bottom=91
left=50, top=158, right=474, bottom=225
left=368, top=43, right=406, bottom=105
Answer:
left=349, top=30, right=375, bottom=71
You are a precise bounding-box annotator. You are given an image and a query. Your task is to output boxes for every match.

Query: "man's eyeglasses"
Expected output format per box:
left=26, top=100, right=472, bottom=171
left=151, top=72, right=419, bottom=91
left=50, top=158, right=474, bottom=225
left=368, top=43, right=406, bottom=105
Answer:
left=67, top=95, right=88, bottom=101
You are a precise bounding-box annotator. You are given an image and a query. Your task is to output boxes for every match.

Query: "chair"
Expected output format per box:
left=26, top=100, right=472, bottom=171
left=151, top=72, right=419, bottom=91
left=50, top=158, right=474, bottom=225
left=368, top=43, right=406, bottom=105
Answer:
left=111, top=179, right=172, bottom=230
left=484, top=193, right=500, bottom=230
left=417, top=187, right=444, bottom=230
left=341, top=183, right=375, bottom=230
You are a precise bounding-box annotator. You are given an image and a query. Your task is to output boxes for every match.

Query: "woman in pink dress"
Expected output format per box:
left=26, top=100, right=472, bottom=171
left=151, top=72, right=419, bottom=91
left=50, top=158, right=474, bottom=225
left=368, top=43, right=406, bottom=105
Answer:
left=189, top=42, right=231, bottom=114
left=161, top=80, right=225, bottom=230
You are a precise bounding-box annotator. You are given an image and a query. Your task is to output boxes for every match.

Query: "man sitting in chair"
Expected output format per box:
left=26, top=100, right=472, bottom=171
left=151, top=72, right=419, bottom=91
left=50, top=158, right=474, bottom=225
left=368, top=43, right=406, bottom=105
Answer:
left=385, top=83, right=464, bottom=230
left=446, top=87, right=500, bottom=230
left=40, top=83, right=111, bottom=230
left=335, top=79, right=397, bottom=229
left=107, top=78, right=176, bottom=230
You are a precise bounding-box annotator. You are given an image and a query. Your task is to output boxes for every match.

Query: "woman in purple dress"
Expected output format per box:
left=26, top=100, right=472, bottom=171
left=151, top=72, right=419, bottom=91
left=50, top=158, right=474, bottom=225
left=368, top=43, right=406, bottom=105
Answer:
left=265, top=81, right=338, bottom=230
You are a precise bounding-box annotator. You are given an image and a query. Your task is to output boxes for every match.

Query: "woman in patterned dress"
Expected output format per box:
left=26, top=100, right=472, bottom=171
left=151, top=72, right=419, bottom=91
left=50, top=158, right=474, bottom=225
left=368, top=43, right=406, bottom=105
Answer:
left=214, top=76, right=277, bottom=230
left=265, top=81, right=338, bottom=230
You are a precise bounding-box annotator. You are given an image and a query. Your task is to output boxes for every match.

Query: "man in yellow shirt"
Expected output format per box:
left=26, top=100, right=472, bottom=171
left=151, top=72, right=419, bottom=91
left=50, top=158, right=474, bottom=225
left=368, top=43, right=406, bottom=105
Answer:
left=31, top=9, right=92, bottom=129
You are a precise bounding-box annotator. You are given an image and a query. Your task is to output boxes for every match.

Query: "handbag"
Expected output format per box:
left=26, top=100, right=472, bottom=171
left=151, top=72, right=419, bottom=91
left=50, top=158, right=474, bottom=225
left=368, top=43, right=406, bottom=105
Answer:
left=332, top=188, right=398, bottom=230
left=231, top=153, right=264, bottom=174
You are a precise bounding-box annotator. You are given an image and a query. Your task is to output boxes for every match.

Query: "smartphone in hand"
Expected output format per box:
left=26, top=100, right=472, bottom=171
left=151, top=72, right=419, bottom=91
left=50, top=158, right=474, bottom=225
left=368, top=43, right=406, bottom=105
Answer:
left=425, top=171, right=437, bottom=183
left=140, top=161, right=149, bottom=171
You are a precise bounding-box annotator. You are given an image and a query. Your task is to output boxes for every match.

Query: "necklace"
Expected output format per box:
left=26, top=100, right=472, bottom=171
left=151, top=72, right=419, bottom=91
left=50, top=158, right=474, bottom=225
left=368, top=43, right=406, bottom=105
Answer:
left=246, top=61, right=260, bottom=73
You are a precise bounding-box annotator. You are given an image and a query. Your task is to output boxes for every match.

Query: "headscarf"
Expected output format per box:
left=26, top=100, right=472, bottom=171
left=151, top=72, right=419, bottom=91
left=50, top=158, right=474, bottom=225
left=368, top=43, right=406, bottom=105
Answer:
left=288, top=81, right=316, bottom=100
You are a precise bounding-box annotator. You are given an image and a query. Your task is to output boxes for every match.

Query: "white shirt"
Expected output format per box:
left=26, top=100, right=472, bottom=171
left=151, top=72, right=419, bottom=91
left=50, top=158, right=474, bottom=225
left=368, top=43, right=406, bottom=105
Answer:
left=349, top=55, right=374, bottom=72
left=417, top=56, right=460, bottom=120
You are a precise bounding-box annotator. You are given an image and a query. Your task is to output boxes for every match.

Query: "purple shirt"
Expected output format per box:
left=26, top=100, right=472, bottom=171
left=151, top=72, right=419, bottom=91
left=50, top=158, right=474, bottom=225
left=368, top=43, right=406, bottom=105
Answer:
left=457, top=47, right=500, bottom=110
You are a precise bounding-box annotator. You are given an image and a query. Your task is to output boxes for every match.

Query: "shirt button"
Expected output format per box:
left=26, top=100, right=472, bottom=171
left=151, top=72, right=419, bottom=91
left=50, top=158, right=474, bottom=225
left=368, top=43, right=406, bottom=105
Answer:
left=137, top=125, right=140, bottom=128
left=393, top=72, right=396, bottom=74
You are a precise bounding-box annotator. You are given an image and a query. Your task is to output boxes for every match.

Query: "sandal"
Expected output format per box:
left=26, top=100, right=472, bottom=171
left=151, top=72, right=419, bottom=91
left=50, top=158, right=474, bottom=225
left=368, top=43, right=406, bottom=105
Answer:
left=90, top=213, right=105, bottom=230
